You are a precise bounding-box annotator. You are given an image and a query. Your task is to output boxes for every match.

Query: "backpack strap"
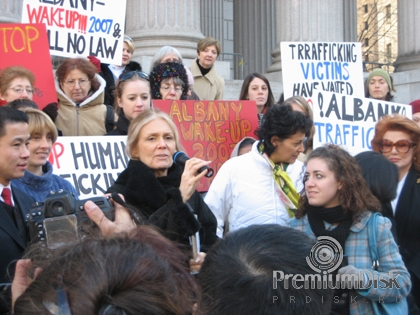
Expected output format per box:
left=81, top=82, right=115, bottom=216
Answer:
left=367, top=212, right=380, bottom=270
left=105, top=105, right=116, bottom=132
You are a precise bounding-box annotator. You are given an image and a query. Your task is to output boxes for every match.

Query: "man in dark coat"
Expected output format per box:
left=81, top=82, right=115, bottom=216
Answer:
left=0, top=107, right=34, bottom=313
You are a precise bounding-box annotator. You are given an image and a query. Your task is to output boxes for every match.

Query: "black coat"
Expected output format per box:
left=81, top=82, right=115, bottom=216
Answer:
left=105, top=112, right=130, bottom=136
left=0, top=186, right=34, bottom=283
left=100, top=61, right=142, bottom=107
left=106, top=160, right=219, bottom=252
left=394, top=166, right=420, bottom=304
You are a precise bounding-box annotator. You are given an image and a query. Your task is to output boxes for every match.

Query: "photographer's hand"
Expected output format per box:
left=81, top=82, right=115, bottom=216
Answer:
left=84, top=196, right=136, bottom=236
left=11, top=259, right=42, bottom=312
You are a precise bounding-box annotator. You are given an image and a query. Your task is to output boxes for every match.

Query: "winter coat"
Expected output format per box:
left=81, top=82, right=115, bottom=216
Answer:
left=55, top=74, right=109, bottom=136
left=393, top=166, right=420, bottom=304
left=106, top=159, right=219, bottom=252
left=105, top=112, right=130, bottom=136
left=190, top=59, right=224, bottom=100
left=205, top=141, right=305, bottom=238
left=289, top=212, right=411, bottom=315
left=11, top=161, right=78, bottom=202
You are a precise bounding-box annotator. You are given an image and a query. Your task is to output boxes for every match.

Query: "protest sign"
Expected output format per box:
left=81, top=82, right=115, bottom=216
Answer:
left=154, top=100, right=259, bottom=191
left=51, top=136, right=128, bottom=199
left=281, top=42, right=364, bottom=99
left=21, top=0, right=127, bottom=64
left=312, top=90, right=412, bottom=155
left=0, top=23, right=56, bottom=108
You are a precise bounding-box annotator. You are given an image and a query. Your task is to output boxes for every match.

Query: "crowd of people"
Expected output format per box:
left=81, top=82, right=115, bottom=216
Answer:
left=0, top=32, right=419, bottom=315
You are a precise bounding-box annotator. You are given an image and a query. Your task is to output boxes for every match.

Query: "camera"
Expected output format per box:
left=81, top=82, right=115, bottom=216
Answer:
left=28, top=190, right=114, bottom=249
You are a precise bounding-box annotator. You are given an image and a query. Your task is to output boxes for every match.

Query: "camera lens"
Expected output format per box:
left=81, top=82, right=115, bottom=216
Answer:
left=51, top=201, right=66, bottom=216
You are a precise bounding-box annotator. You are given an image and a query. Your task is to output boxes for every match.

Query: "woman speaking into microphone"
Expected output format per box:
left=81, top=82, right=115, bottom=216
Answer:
left=107, top=108, right=218, bottom=257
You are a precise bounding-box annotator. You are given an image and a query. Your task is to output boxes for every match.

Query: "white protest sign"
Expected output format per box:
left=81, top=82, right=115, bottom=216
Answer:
left=50, top=136, right=128, bottom=199
left=312, top=91, right=412, bottom=155
left=281, top=42, right=364, bottom=99
left=21, top=0, right=127, bottom=64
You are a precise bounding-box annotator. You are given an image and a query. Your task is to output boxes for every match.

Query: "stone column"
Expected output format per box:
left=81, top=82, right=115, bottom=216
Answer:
left=266, top=0, right=345, bottom=80
left=394, top=0, right=420, bottom=71
left=233, top=0, right=276, bottom=78
left=125, top=0, right=204, bottom=61
left=343, top=0, right=358, bottom=42
left=0, top=0, right=23, bottom=23
left=200, top=0, right=235, bottom=79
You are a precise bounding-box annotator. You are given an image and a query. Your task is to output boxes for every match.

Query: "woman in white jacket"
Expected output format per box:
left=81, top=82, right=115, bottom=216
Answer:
left=205, top=105, right=313, bottom=237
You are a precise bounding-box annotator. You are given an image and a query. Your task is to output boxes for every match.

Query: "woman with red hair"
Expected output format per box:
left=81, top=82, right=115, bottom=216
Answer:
left=371, top=114, right=420, bottom=309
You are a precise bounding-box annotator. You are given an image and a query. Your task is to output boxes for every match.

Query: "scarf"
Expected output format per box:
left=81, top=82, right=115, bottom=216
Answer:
left=114, top=159, right=182, bottom=217
left=259, top=142, right=300, bottom=218
left=307, top=205, right=353, bottom=251
left=196, top=59, right=211, bottom=76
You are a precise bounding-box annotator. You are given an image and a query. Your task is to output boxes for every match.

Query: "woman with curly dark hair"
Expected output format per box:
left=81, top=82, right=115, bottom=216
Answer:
left=149, top=62, right=189, bottom=101
left=205, top=105, right=313, bottom=237
left=289, top=144, right=411, bottom=315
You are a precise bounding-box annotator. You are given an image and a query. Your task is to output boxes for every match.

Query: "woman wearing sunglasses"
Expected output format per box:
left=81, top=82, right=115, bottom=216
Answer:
left=55, top=57, right=110, bottom=136
left=106, top=71, right=151, bottom=136
left=371, top=114, right=420, bottom=309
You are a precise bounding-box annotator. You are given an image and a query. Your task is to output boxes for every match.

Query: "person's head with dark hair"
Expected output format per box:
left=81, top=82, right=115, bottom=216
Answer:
left=230, top=136, right=256, bottom=158
left=56, top=58, right=100, bottom=104
left=256, top=104, right=312, bottom=163
left=149, top=62, right=189, bottom=100
left=365, top=68, right=395, bottom=101
left=198, top=224, right=334, bottom=315
left=239, top=73, right=275, bottom=115
left=0, top=66, right=36, bottom=104
left=297, top=144, right=381, bottom=220
left=6, top=99, right=39, bottom=110
left=355, top=151, right=398, bottom=218
left=14, top=226, right=198, bottom=315
left=0, top=107, right=30, bottom=185
left=280, top=96, right=314, bottom=154
left=0, top=107, right=29, bottom=138
left=277, top=92, right=284, bottom=104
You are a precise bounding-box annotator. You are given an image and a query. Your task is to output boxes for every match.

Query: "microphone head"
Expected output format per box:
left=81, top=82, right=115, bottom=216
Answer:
left=173, top=151, right=189, bottom=165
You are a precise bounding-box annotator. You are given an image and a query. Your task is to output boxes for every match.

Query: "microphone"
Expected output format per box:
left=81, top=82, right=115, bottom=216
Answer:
left=173, top=151, right=214, bottom=178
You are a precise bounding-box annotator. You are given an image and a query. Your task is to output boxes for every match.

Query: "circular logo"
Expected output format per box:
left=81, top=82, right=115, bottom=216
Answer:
left=306, top=236, right=343, bottom=273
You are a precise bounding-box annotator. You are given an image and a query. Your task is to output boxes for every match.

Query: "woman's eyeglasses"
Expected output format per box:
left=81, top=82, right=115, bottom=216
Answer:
left=63, top=79, right=90, bottom=88
left=380, top=139, right=417, bottom=153
left=160, top=84, right=183, bottom=93
left=8, top=87, right=34, bottom=95
left=118, top=71, right=149, bottom=82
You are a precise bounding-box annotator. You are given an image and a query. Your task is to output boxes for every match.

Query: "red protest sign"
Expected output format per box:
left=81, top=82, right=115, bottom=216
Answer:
left=154, top=100, right=259, bottom=191
left=0, top=23, right=56, bottom=109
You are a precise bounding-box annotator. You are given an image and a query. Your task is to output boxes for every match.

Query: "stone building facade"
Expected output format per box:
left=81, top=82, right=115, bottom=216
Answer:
left=1, top=0, right=420, bottom=103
